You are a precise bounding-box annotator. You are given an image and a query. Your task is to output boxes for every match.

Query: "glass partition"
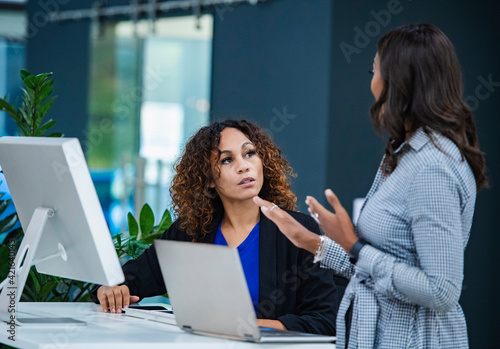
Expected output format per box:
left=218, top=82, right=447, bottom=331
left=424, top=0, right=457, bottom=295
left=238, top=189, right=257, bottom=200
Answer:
left=87, top=15, right=212, bottom=234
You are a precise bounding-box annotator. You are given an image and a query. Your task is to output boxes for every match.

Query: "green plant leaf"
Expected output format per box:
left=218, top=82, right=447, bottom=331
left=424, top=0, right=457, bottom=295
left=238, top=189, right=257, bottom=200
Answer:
left=0, top=98, right=17, bottom=115
left=21, top=283, right=39, bottom=302
left=127, top=212, right=139, bottom=239
left=139, top=204, right=155, bottom=238
left=0, top=213, right=19, bottom=235
left=36, top=97, right=55, bottom=124
left=33, top=72, right=53, bottom=85
left=141, top=231, right=164, bottom=245
left=22, top=86, right=35, bottom=106
left=3, top=227, right=23, bottom=246
left=20, top=69, right=31, bottom=80
left=36, top=119, right=56, bottom=136
left=19, top=104, right=31, bottom=125
left=29, top=268, right=41, bottom=293
left=157, top=208, right=172, bottom=233
left=0, top=245, right=9, bottom=281
left=23, top=75, right=36, bottom=89
left=47, top=132, right=63, bottom=137
left=50, top=294, right=64, bottom=302
left=40, top=279, right=58, bottom=301
left=127, top=240, right=150, bottom=259
left=0, top=198, right=12, bottom=216
left=36, top=85, right=54, bottom=109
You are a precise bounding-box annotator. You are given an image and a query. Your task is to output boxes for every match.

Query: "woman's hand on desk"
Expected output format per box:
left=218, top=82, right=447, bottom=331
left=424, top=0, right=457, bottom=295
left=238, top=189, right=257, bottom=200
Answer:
left=97, top=285, right=140, bottom=314
left=257, top=319, right=287, bottom=331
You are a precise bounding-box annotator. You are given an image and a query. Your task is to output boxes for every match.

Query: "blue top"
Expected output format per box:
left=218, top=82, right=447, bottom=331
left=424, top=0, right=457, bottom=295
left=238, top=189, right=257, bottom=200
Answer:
left=214, top=221, right=260, bottom=314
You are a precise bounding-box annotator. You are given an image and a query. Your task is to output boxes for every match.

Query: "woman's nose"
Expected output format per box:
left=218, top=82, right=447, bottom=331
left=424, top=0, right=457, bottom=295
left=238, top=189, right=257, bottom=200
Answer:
left=237, top=159, right=250, bottom=173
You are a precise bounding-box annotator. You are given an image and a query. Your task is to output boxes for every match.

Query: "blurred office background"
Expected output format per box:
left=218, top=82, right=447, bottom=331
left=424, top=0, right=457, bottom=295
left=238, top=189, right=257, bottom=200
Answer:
left=0, top=0, right=498, bottom=347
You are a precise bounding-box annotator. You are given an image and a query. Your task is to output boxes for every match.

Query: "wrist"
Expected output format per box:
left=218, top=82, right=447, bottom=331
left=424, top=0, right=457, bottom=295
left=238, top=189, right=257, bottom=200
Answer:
left=300, top=231, right=322, bottom=255
left=349, top=238, right=368, bottom=264
left=343, top=235, right=359, bottom=254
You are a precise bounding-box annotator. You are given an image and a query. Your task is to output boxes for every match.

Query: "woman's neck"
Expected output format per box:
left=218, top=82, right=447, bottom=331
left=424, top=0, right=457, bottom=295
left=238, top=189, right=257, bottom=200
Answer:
left=220, top=199, right=260, bottom=247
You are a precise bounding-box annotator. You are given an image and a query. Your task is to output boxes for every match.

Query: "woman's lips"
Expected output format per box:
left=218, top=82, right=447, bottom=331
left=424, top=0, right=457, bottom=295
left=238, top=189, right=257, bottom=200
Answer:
left=238, top=178, right=255, bottom=188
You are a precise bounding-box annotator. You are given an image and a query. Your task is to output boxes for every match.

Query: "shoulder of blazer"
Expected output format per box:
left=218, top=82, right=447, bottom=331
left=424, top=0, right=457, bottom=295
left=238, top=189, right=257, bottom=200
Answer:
left=159, top=215, right=221, bottom=243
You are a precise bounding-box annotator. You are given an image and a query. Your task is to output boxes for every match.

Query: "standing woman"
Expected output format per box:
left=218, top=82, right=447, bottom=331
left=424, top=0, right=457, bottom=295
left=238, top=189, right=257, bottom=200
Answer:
left=255, top=24, right=487, bottom=348
left=92, top=119, right=340, bottom=335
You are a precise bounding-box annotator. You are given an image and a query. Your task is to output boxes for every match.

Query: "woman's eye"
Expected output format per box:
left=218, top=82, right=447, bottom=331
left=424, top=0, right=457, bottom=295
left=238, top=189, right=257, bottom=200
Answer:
left=246, top=150, right=257, bottom=157
left=221, top=157, right=232, bottom=164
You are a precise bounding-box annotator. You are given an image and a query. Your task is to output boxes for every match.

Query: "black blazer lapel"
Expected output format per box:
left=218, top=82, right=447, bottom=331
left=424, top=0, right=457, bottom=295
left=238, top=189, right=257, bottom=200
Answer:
left=257, top=212, right=277, bottom=319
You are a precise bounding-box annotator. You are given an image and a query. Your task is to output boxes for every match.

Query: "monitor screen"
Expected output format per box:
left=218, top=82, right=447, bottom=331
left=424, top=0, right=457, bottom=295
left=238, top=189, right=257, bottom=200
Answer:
left=0, top=137, right=124, bottom=287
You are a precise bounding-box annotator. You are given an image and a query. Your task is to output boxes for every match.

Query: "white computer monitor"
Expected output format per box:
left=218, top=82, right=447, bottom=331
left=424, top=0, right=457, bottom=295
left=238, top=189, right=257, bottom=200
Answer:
left=0, top=137, right=124, bottom=325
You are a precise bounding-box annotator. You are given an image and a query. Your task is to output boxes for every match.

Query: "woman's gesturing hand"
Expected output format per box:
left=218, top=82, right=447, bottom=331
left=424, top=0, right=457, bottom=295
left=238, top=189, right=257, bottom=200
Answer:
left=306, top=189, right=357, bottom=253
left=252, top=196, right=321, bottom=255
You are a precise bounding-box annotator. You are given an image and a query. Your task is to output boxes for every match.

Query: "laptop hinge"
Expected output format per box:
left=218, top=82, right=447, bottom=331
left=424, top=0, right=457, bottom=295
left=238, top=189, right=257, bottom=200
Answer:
left=182, top=325, right=194, bottom=333
left=244, top=334, right=256, bottom=341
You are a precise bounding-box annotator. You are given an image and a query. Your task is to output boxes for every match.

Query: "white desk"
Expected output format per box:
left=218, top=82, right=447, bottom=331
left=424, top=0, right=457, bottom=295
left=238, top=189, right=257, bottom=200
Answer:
left=0, top=303, right=336, bottom=349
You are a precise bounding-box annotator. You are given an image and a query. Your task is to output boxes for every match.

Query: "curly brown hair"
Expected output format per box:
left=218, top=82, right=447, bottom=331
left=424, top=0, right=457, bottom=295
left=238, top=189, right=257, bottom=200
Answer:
left=170, top=119, right=296, bottom=241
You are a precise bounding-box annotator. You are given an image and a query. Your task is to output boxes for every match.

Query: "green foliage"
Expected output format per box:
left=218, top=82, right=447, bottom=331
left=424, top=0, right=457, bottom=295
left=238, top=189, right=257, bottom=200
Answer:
left=0, top=69, right=62, bottom=137
left=113, top=204, right=172, bottom=260
left=21, top=268, right=91, bottom=303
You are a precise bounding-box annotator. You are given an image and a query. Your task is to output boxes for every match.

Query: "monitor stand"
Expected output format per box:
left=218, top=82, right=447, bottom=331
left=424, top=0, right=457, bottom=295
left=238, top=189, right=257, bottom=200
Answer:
left=0, top=207, right=86, bottom=326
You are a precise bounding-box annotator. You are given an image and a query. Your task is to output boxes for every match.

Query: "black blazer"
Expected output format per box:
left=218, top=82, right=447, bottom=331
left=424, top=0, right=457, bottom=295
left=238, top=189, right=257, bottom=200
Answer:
left=92, top=211, right=340, bottom=335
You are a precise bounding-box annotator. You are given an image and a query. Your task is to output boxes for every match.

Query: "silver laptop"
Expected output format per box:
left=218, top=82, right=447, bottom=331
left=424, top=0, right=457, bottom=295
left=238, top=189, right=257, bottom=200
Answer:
left=154, top=240, right=336, bottom=343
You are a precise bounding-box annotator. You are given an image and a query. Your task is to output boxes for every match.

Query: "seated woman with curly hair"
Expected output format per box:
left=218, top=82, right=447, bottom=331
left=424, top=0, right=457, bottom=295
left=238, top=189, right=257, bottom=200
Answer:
left=91, top=119, right=340, bottom=335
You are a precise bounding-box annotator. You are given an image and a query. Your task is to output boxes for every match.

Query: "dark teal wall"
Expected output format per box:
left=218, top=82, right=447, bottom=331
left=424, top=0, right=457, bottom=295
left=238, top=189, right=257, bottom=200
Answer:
left=26, top=1, right=91, bottom=141
left=210, top=0, right=334, bottom=206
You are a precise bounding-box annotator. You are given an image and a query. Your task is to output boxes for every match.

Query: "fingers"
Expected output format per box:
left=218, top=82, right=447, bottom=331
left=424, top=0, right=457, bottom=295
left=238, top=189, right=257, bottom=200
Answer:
left=305, top=195, right=329, bottom=218
left=130, top=295, right=140, bottom=304
left=254, top=196, right=320, bottom=253
left=97, top=285, right=135, bottom=314
left=120, top=285, right=131, bottom=309
left=324, top=189, right=343, bottom=213
left=97, top=286, right=109, bottom=313
left=253, top=196, right=274, bottom=210
left=253, top=196, right=282, bottom=219
left=107, top=288, right=116, bottom=313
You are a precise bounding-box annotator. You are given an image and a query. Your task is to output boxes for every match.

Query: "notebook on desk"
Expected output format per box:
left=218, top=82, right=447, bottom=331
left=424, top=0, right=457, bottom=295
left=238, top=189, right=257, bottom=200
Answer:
left=154, top=240, right=336, bottom=343
left=122, top=303, right=176, bottom=325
